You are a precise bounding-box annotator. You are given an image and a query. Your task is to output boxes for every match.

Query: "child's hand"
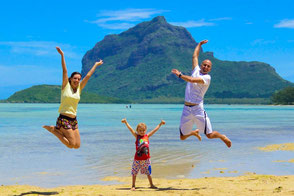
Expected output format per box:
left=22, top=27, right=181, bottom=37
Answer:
left=121, top=118, right=127, bottom=123
left=160, top=120, right=165, bottom=126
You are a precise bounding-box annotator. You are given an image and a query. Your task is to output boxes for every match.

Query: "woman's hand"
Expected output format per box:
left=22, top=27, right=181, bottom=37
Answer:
left=56, top=46, right=64, bottom=56
left=95, top=59, right=103, bottom=67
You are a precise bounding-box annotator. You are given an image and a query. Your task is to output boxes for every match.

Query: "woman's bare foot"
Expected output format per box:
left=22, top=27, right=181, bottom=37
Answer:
left=43, top=125, right=55, bottom=133
left=130, top=187, right=135, bottom=191
left=150, top=185, right=158, bottom=189
left=222, top=135, right=232, bottom=148
left=192, top=129, right=202, bottom=141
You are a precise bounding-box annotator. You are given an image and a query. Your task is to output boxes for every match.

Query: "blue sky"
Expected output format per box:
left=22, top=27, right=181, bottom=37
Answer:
left=0, top=0, right=294, bottom=99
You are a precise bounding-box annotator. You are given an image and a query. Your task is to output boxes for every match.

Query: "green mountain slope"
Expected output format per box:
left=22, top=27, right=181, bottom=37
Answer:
left=81, top=16, right=293, bottom=102
left=6, top=85, right=127, bottom=103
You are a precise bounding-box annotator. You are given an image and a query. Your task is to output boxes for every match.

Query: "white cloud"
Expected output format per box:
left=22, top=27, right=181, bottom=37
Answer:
left=0, top=41, right=82, bottom=59
left=171, top=20, right=215, bottom=28
left=97, top=22, right=135, bottom=30
left=0, top=64, right=60, bottom=87
left=87, top=8, right=168, bottom=30
left=251, top=39, right=276, bottom=46
left=274, top=19, right=294, bottom=29
left=209, top=17, right=232, bottom=21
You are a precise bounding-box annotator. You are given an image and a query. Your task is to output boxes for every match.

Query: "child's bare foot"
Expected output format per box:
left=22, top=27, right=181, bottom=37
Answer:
left=130, top=187, right=135, bottom=191
left=192, top=129, right=202, bottom=141
left=150, top=185, right=158, bottom=189
left=222, top=135, right=232, bottom=148
left=43, top=125, right=55, bottom=133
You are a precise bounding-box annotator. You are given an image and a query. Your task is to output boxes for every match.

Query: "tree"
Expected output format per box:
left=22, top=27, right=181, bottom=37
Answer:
left=271, top=86, right=294, bottom=105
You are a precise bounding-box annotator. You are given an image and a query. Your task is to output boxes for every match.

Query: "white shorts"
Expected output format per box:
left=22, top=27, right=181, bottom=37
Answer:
left=180, top=104, right=212, bottom=135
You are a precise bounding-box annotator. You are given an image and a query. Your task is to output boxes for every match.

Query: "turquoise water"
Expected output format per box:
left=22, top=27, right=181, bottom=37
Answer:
left=0, top=103, right=294, bottom=187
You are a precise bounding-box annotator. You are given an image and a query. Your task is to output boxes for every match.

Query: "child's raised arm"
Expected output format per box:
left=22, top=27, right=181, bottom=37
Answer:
left=147, top=120, right=165, bottom=138
left=121, top=118, right=137, bottom=138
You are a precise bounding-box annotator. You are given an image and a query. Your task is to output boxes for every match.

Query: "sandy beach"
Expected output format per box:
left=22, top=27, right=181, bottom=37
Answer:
left=1, top=174, right=294, bottom=196
left=2, top=143, right=294, bottom=195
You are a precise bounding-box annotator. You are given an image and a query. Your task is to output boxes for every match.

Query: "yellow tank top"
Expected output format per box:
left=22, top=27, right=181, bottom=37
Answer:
left=58, top=82, right=81, bottom=116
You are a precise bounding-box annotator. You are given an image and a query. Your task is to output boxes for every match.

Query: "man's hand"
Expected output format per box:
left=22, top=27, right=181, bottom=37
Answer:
left=95, top=59, right=103, bottom=67
left=121, top=118, right=127, bottom=124
left=56, top=47, right=64, bottom=56
left=160, top=120, right=165, bottom=126
left=171, top=69, right=181, bottom=77
left=199, top=40, right=208, bottom=45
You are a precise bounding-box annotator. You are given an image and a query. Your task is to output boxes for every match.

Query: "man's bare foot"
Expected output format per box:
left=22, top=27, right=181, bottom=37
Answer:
left=130, top=187, right=135, bottom=191
left=192, top=129, right=202, bottom=141
left=150, top=185, right=158, bottom=189
left=43, top=125, right=55, bottom=133
left=222, top=135, right=232, bottom=148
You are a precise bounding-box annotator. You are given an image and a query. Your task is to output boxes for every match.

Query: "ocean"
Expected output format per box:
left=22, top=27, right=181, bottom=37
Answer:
left=0, top=103, right=294, bottom=187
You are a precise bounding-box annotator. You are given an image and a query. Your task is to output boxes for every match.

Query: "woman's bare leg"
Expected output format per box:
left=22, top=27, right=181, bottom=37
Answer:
left=43, top=125, right=72, bottom=148
left=60, top=128, right=80, bottom=149
left=72, top=129, right=81, bottom=149
left=43, top=126, right=81, bottom=149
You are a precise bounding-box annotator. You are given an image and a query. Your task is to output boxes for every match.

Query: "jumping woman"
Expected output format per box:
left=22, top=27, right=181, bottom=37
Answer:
left=43, top=46, right=103, bottom=149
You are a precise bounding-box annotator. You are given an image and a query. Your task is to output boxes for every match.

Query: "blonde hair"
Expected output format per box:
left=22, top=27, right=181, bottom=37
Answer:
left=136, top=123, right=147, bottom=133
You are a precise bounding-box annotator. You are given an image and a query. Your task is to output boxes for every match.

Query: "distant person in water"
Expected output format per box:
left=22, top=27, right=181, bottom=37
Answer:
left=43, top=47, right=103, bottom=149
left=171, top=40, right=231, bottom=148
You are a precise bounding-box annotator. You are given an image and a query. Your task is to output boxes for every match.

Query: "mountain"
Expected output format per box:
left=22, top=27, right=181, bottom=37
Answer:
left=81, top=16, right=293, bottom=103
left=5, top=16, right=293, bottom=104
left=6, top=85, right=127, bottom=103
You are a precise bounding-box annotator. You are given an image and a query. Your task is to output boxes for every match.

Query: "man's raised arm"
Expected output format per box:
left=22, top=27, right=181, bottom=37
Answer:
left=192, top=40, right=208, bottom=69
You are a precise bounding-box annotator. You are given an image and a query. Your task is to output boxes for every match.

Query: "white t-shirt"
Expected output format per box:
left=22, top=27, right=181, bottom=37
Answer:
left=184, top=65, right=211, bottom=104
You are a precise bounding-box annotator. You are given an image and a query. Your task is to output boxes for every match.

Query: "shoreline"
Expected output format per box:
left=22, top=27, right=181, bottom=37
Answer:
left=1, top=174, right=294, bottom=196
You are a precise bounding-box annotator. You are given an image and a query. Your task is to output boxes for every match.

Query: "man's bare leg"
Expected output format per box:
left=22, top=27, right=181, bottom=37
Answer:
left=206, top=131, right=231, bottom=148
left=180, top=129, right=201, bottom=141
left=43, top=125, right=72, bottom=148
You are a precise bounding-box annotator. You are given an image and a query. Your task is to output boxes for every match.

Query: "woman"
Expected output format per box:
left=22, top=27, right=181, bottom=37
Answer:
left=43, top=46, right=103, bottom=149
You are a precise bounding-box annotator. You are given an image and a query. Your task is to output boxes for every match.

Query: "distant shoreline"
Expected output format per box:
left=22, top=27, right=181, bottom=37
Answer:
left=0, top=98, right=272, bottom=105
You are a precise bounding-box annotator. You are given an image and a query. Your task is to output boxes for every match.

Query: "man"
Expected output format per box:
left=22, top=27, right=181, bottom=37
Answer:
left=171, top=40, right=231, bottom=148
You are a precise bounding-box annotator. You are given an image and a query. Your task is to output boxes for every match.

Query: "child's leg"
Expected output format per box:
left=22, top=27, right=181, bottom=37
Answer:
left=131, top=175, right=136, bottom=191
left=143, top=159, right=157, bottom=188
left=147, top=175, right=157, bottom=188
left=131, top=159, right=140, bottom=190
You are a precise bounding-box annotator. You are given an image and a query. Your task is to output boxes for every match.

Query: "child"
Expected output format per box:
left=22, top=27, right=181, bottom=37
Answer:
left=121, top=118, right=165, bottom=191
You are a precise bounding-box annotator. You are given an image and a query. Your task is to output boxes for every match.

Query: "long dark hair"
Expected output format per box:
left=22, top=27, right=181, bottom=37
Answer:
left=69, top=72, right=82, bottom=84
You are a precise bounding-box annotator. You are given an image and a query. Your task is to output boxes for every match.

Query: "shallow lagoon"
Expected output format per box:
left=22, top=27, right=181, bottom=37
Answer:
left=0, top=103, right=293, bottom=187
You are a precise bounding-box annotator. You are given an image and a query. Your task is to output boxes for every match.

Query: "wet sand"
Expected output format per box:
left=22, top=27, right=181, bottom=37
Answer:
left=258, top=143, right=294, bottom=152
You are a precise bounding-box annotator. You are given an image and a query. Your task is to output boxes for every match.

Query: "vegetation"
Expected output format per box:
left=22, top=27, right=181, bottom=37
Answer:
left=6, top=85, right=128, bottom=103
left=271, top=86, right=294, bottom=105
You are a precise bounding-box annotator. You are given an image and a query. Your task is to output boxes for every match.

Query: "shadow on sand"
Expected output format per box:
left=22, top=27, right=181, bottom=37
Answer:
left=13, top=191, right=59, bottom=196
left=116, top=186, right=206, bottom=191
